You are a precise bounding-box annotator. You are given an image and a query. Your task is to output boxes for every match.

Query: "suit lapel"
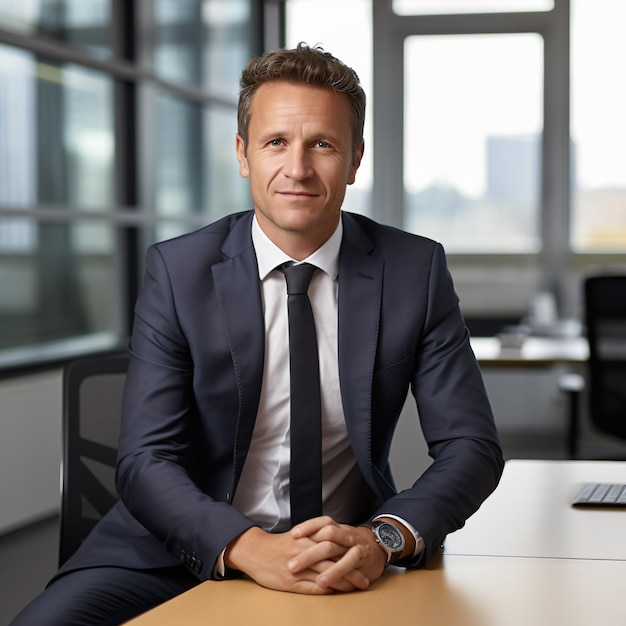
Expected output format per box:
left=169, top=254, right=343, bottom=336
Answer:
left=338, top=214, right=383, bottom=488
left=211, top=212, right=385, bottom=495
left=212, top=213, right=265, bottom=488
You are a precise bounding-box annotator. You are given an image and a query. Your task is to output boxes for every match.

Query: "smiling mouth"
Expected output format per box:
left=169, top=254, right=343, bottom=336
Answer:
left=278, top=191, right=318, bottom=197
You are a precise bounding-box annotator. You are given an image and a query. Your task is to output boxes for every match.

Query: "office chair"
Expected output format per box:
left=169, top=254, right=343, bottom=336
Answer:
left=59, top=352, right=129, bottom=566
left=584, top=275, right=626, bottom=442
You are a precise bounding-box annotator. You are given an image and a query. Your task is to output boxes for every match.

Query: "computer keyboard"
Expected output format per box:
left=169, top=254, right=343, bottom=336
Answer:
left=572, top=482, right=626, bottom=507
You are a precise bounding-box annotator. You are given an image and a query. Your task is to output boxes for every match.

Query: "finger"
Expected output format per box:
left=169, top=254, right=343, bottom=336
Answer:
left=294, top=520, right=360, bottom=556
left=287, top=539, right=348, bottom=573
left=307, top=523, right=358, bottom=547
left=315, top=545, right=368, bottom=589
left=308, top=561, right=369, bottom=592
left=286, top=565, right=351, bottom=595
left=290, top=516, right=336, bottom=539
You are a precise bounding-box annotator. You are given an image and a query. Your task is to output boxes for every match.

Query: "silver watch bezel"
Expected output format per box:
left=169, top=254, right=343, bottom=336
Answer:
left=370, top=520, right=405, bottom=565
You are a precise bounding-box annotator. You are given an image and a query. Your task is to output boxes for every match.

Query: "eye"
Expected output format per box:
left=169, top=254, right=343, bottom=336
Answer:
left=269, top=139, right=284, bottom=147
left=315, top=140, right=331, bottom=149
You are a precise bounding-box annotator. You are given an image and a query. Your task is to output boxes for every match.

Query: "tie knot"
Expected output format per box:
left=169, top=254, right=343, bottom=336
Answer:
left=281, top=263, right=316, bottom=295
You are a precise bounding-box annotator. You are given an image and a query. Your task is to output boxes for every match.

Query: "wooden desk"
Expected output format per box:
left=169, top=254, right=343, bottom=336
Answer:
left=126, top=555, right=626, bottom=626
left=126, top=460, right=626, bottom=626
left=470, top=336, right=589, bottom=367
left=445, top=459, right=626, bottom=560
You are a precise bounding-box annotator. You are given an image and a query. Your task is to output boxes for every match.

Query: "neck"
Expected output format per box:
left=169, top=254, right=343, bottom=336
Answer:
left=254, top=213, right=340, bottom=261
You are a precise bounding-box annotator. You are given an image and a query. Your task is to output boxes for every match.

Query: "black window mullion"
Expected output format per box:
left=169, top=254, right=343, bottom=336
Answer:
left=112, top=0, right=139, bottom=339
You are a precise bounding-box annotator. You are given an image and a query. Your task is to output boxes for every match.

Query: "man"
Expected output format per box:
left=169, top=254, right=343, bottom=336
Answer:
left=11, top=43, right=503, bottom=625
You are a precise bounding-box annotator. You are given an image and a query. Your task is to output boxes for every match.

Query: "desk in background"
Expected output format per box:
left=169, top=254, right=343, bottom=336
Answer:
left=470, top=335, right=588, bottom=367
left=126, top=460, right=626, bottom=626
left=470, top=336, right=589, bottom=457
left=445, top=459, right=626, bottom=560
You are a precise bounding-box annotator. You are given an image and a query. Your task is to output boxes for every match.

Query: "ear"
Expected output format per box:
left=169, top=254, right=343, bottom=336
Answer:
left=236, top=134, right=250, bottom=178
left=347, top=141, right=364, bottom=185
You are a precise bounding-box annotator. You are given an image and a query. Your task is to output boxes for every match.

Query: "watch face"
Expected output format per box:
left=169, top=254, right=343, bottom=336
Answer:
left=377, top=522, right=404, bottom=550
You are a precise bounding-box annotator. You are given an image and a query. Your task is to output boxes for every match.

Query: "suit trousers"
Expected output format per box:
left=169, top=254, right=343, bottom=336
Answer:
left=9, top=564, right=200, bottom=626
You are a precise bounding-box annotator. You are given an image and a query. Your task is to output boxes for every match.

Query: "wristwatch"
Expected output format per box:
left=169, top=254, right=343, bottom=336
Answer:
left=369, top=520, right=405, bottom=566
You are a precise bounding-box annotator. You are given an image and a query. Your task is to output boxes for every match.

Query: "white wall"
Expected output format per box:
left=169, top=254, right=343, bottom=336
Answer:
left=0, top=369, right=62, bottom=535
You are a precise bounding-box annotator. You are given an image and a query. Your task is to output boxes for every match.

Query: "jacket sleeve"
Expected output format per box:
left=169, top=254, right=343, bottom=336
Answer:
left=373, top=243, right=504, bottom=567
left=115, top=244, right=256, bottom=581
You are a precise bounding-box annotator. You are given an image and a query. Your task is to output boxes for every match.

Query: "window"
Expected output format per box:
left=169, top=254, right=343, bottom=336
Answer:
left=570, top=0, right=626, bottom=252
left=404, top=33, right=544, bottom=253
left=0, top=46, right=118, bottom=362
left=0, top=0, right=261, bottom=371
left=0, top=0, right=112, bottom=59
left=153, top=96, right=246, bottom=242
left=0, top=48, right=114, bottom=210
left=154, top=0, right=251, bottom=97
left=371, top=0, right=623, bottom=323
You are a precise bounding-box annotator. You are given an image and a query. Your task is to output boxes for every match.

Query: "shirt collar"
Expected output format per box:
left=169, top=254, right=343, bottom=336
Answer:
left=252, top=214, right=342, bottom=281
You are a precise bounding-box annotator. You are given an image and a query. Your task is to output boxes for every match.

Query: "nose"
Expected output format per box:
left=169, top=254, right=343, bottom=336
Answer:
left=283, top=144, right=313, bottom=181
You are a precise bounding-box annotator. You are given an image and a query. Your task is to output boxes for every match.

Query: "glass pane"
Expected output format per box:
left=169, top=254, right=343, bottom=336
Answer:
left=393, top=0, right=553, bottom=15
left=155, top=0, right=204, bottom=86
left=404, top=34, right=544, bottom=253
left=0, top=219, right=119, bottom=358
left=206, top=105, right=250, bottom=219
left=155, top=93, right=203, bottom=217
left=155, top=0, right=251, bottom=97
left=285, top=0, right=373, bottom=216
left=203, top=0, right=252, bottom=97
left=571, top=0, right=626, bottom=252
left=155, top=93, right=245, bottom=225
left=0, top=44, right=115, bottom=209
left=0, top=0, right=111, bottom=59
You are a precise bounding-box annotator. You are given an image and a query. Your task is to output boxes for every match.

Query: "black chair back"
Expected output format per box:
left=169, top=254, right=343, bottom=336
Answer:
left=59, top=352, right=129, bottom=566
left=585, top=275, right=626, bottom=440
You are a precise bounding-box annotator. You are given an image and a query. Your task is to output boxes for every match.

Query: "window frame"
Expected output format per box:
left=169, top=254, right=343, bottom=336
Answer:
left=0, top=0, right=269, bottom=375
left=371, top=0, right=617, bottom=322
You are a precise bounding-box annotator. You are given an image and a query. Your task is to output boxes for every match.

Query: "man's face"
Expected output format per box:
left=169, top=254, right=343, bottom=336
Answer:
left=236, top=80, right=363, bottom=258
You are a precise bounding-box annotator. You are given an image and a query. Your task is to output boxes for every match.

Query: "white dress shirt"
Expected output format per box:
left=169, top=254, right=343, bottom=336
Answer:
left=231, top=216, right=365, bottom=532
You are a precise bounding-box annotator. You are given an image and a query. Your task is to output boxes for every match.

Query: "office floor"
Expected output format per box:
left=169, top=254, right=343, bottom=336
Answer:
left=1, top=429, right=625, bottom=625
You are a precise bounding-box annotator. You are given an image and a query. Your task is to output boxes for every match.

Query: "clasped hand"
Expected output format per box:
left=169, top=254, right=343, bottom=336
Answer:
left=224, top=516, right=387, bottom=594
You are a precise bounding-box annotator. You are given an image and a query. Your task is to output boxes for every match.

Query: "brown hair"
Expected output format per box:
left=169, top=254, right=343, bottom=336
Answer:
left=238, top=43, right=365, bottom=161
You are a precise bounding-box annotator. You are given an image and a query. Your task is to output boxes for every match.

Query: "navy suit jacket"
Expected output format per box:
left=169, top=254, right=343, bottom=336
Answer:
left=57, top=210, right=503, bottom=581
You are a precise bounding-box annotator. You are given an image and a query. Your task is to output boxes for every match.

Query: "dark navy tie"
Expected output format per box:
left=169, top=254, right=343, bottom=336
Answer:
left=281, top=263, right=323, bottom=525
